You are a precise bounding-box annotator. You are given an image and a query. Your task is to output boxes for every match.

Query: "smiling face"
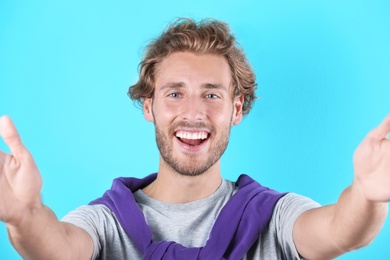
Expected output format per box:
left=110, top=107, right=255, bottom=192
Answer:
left=143, top=52, right=244, bottom=177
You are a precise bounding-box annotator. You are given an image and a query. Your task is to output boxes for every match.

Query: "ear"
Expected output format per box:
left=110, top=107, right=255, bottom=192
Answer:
left=232, top=95, right=244, bottom=125
left=143, top=98, right=154, bottom=122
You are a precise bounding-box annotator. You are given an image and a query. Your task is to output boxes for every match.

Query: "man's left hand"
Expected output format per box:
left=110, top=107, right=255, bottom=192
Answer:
left=354, top=114, right=390, bottom=202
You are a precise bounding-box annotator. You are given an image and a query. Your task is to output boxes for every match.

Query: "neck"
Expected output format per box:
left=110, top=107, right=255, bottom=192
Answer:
left=142, top=159, right=223, bottom=204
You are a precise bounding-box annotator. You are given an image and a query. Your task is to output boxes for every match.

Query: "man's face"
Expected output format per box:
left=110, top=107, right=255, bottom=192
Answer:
left=143, top=52, right=243, bottom=176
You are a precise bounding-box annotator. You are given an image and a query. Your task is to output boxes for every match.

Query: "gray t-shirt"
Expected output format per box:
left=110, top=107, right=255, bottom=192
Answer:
left=62, top=179, right=320, bottom=259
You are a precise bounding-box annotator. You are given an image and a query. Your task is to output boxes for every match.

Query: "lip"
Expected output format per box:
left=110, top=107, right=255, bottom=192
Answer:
left=174, top=131, right=210, bottom=153
left=174, top=127, right=211, bottom=134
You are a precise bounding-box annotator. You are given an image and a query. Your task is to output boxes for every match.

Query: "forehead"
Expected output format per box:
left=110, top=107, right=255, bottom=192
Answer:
left=154, top=52, right=232, bottom=89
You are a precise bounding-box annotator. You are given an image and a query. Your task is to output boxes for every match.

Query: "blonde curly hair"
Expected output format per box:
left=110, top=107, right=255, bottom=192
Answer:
left=128, top=18, right=257, bottom=115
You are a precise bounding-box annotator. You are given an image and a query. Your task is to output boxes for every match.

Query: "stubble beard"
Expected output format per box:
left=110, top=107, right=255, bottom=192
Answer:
left=154, top=119, right=232, bottom=177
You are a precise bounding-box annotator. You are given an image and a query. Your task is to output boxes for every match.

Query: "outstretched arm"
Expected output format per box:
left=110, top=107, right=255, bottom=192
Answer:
left=0, top=116, right=93, bottom=260
left=293, top=114, right=390, bottom=260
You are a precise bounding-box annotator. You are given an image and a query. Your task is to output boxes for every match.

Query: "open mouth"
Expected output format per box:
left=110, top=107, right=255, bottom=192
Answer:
left=175, top=130, right=210, bottom=146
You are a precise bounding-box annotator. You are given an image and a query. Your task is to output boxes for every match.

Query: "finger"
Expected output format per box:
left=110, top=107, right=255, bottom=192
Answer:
left=0, top=151, right=6, bottom=165
left=367, top=113, right=390, bottom=140
left=0, top=116, right=24, bottom=157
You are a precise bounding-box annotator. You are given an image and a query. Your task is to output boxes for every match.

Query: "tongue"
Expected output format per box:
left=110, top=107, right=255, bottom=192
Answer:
left=180, top=138, right=203, bottom=146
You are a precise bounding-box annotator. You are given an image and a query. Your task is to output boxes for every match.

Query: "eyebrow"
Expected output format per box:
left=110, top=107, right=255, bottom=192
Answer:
left=160, top=82, right=185, bottom=91
left=202, top=83, right=227, bottom=91
left=160, top=82, right=228, bottom=92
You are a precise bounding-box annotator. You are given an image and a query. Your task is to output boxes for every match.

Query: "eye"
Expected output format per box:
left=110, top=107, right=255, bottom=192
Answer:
left=205, top=93, right=218, bottom=99
left=168, top=93, right=181, bottom=98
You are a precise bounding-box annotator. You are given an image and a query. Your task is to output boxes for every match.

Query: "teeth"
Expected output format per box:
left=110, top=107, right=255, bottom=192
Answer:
left=176, top=131, right=208, bottom=140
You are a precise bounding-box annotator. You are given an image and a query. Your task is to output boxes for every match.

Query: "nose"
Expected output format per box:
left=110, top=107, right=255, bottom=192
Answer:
left=181, top=96, right=206, bottom=121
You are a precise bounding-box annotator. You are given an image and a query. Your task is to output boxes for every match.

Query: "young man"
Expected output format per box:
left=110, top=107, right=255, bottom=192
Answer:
left=0, top=18, right=389, bottom=259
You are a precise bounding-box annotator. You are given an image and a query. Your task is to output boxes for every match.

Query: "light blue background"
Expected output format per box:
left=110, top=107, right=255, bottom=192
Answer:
left=1, top=1, right=389, bottom=259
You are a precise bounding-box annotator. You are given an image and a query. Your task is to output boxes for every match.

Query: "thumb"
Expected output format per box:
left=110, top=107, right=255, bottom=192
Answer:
left=0, top=116, right=25, bottom=157
left=367, top=113, right=390, bottom=140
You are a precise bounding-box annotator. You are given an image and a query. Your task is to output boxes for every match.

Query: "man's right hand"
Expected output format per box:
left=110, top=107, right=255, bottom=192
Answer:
left=0, top=115, right=43, bottom=227
left=0, top=116, right=94, bottom=259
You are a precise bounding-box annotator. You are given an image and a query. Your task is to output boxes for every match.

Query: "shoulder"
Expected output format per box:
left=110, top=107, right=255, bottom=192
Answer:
left=61, top=204, right=120, bottom=240
left=61, top=204, right=119, bottom=239
left=271, top=193, right=320, bottom=252
left=276, top=193, right=321, bottom=211
left=272, top=193, right=321, bottom=225
left=258, top=193, right=320, bottom=259
left=61, top=204, right=125, bottom=259
left=62, top=204, right=114, bottom=222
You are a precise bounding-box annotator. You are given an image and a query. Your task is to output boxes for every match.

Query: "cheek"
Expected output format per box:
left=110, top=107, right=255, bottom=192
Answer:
left=206, top=106, right=234, bottom=125
left=152, top=106, right=177, bottom=127
left=154, top=100, right=183, bottom=119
